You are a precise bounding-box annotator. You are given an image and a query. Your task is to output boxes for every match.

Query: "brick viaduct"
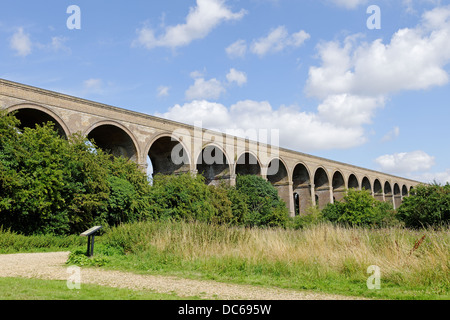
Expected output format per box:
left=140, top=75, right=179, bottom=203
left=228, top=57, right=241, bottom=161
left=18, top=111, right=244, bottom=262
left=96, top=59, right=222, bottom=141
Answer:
left=0, top=79, right=420, bottom=216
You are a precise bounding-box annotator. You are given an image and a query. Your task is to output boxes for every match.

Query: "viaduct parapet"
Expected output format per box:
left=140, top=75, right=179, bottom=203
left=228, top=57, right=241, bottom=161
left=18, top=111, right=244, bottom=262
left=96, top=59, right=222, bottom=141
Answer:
left=0, top=79, right=421, bottom=216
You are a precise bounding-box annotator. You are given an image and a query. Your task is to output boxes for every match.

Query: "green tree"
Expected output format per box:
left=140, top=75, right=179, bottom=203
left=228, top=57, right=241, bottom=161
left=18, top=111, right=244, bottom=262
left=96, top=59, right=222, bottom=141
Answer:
left=148, top=173, right=216, bottom=222
left=235, top=175, right=289, bottom=227
left=397, top=183, right=450, bottom=228
left=322, top=189, right=396, bottom=227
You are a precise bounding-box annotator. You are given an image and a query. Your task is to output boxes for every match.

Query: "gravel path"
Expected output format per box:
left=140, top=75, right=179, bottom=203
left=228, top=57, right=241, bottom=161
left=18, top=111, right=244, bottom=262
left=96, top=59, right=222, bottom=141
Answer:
left=0, top=252, right=363, bottom=300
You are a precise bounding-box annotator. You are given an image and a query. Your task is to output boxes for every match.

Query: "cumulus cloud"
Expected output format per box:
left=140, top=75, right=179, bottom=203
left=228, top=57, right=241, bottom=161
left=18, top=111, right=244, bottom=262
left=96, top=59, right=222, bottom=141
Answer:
left=251, top=26, right=310, bottom=57
left=226, top=68, right=247, bottom=86
left=226, top=39, right=247, bottom=58
left=375, top=150, right=450, bottom=184
left=307, top=6, right=450, bottom=99
left=10, top=27, right=32, bottom=57
left=303, top=5, right=450, bottom=149
left=185, top=68, right=247, bottom=100
left=156, top=99, right=367, bottom=152
left=413, top=169, right=450, bottom=185
left=226, top=26, right=309, bottom=58
left=133, top=0, right=246, bottom=50
left=375, top=151, right=436, bottom=174
left=185, top=78, right=226, bottom=101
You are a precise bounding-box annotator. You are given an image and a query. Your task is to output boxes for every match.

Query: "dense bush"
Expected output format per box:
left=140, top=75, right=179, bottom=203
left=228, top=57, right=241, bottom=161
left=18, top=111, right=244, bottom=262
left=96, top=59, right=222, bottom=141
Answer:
left=397, top=183, right=450, bottom=228
left=322, top=189, right=397, bottom=227
left=235, top=175, right=289, bottom=227
left=0, top=112, right=151, bottom=235
left=147, top=173, right=217, bottom=222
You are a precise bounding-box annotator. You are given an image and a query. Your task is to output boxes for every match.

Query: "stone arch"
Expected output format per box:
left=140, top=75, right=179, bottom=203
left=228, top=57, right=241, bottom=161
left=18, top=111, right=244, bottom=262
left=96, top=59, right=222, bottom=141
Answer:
left=235, top=152, right=261, bottom=176
left=266, top=158, right=291, bottom=214
left=293, top=192, right=300, bottom=216
left=146, top=134, right=191, bottom=177
left=394, top=183, right=401, bottom=209
left=402, top=185, right=408, bottom=198
left=361, top=177, right=372, bottom=192
left=332, top=170, right=346, bottom=202
left=7, top=104, right=70, bottom=138
left=348, top=174, right=359, bottom=190
left=384, top=181, right=393, bottom=204
left=374, top=179, right=384, bottom=201
left=86, top=121, right=139, bottom=162
left=292, top=163, right=312, bottom=215
left=196, top=144, right=231, bottom=186
left=314, top=167, right=330, bottom=210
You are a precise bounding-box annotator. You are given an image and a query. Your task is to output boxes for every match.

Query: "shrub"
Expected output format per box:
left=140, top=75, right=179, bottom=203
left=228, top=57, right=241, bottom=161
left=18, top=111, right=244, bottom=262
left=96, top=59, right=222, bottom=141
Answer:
left=397, top=183, right=450, bottom=228
left=288, top=206, right=325, bottom=229
left=322, top=189, right=397, bottom=227
left=148, top=173, right=216, bottom=222
left=235, top=175, right=289, bottom=227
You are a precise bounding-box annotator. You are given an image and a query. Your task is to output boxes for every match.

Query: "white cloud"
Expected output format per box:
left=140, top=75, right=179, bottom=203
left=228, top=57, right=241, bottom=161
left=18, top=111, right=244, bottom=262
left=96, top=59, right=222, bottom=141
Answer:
left=302, top=6, right=450, bottom=150
left=327, top=0, right=368, bottom=9
left=83, top=78, right=104, bottom=95
left=317, top=94, right=384, bottom=127
left=226, top=39, right=247, bottom=58
left=382, top=126, right=400, bottom=142
left=185, top=68, right=247, bottom=100
left=307, top=6, right=450, bottom=99
left=251, top=26, right=310, bottom=57
left=10, top=27, right=32, bottom=57
left=157, top=99, right=367, bottom=152
left=375, top=151, right=436, bottom=174
left=185, top=78, right=226, bottom=101
left=50, top=36, right=70, bottom=52
left=158, top=100, right=231, bottom=130
left=133, top=0, right=246, bottom=50
left=226, top=68, right=247, bottom=86
left=157, top=86, right=170, bottom=97
left=413, top=169, right=450, bottom=185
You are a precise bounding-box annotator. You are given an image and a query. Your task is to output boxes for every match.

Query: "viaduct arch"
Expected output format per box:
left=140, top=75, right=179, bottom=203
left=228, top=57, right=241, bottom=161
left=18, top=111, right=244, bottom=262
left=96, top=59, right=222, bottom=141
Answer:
left=1, top=79, right=420, bottom=216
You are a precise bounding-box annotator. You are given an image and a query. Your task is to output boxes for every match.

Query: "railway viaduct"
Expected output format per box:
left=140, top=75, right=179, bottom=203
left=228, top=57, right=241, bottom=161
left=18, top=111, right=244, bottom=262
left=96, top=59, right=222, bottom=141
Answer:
left=0, top=79, right=420, bottom=216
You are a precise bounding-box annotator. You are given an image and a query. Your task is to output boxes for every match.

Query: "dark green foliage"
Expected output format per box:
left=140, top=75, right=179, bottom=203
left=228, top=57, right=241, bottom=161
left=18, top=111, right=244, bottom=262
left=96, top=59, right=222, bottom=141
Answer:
left=322, top=189, right=397, bottom=227
left=0, top=112, right=150, bottom=235
left=397, top=183, right=450, bottom=228
left=235, top=175, right=289, bottom=227
left=147, top=173, right=216, bottom=222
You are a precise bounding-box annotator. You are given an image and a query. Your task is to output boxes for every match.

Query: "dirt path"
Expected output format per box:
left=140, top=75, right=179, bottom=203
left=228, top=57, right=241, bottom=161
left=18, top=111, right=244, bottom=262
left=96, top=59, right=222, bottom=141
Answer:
left=0, top=252, right=364, bottom=300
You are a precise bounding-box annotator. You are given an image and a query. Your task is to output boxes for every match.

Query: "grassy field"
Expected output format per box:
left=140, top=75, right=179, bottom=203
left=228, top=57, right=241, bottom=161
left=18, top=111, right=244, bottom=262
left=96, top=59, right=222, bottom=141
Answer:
left=0, top=277, right=199, bottom=300
left=1, top=221, right=449, bottom=300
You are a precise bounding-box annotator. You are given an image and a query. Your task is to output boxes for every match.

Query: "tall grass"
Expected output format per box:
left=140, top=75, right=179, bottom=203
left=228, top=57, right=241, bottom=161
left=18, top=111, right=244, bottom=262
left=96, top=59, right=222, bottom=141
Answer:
left=0, top=227, right=85, bottom=253
left=100, top=220, right=449, bottom=299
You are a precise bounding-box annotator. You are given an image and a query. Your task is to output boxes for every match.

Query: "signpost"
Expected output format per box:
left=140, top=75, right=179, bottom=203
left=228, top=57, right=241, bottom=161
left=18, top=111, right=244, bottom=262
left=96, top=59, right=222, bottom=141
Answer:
left=80, top=226, right=102, bottom=257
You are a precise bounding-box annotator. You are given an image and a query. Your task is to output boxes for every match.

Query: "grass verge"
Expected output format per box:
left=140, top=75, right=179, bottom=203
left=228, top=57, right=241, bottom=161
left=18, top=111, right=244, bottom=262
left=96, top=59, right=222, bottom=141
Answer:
left=0, top=277, right=200, bottom=300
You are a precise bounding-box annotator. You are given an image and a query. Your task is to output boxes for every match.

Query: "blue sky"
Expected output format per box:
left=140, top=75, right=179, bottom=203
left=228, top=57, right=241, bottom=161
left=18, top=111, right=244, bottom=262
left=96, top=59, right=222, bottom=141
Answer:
left=1, top=0, right=449, bottom=183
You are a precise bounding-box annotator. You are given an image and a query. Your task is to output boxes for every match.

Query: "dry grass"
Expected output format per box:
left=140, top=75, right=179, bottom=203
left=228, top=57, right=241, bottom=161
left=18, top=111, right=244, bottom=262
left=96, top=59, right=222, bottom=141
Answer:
left=103, top=221, right=450, bottom=298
